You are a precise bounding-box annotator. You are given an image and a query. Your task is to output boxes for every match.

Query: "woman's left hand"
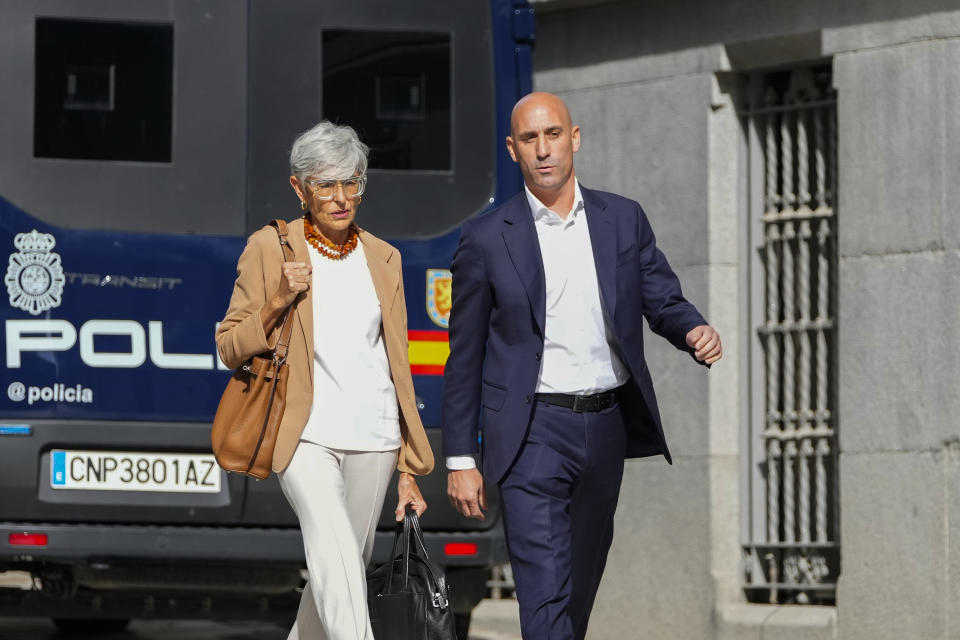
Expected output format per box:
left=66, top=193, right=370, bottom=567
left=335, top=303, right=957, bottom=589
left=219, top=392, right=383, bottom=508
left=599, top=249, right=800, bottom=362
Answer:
left=396, top=472, right=427, bottom=521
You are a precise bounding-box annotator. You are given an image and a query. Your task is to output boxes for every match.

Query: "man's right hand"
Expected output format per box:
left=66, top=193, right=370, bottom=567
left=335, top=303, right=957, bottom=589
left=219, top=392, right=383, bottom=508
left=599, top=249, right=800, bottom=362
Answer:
left=447, top=468, right=487, bottom=520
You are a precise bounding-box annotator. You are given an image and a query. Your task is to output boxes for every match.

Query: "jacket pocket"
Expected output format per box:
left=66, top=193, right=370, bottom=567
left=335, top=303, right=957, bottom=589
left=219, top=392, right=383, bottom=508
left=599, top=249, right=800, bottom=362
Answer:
left=481, top=380, right=507, bottom=411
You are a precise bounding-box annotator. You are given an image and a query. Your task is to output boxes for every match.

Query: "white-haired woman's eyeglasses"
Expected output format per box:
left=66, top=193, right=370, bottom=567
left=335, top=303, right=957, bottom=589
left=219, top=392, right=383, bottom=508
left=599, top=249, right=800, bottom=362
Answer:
left=305, top=175, right=367, bottom=200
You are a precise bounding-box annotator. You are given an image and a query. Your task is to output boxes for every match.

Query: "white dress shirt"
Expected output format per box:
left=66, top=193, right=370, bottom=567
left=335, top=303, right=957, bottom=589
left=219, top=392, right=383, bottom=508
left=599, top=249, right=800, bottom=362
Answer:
left=300, top=242, right=402, bottom=451
left=446, top=181, right=628, bottom=470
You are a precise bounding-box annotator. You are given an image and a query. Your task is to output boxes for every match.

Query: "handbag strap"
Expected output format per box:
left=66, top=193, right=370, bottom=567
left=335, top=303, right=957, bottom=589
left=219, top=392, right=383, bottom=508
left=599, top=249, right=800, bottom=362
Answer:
left=408, top=510, right=432, bottom=560
left=385, top=512, right=413, bottom=593
left=269, top=220, right=298, bottom=363
left=378, top=511, right=450, bottom=607
left=405, top=511, right=450, bottom=607
left=401, top=510, right=412, bottom=589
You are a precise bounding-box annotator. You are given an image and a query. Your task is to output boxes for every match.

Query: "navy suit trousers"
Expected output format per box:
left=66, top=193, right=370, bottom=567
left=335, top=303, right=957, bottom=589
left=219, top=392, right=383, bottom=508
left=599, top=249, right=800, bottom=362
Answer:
left=498, top=398, right=627, bottom=640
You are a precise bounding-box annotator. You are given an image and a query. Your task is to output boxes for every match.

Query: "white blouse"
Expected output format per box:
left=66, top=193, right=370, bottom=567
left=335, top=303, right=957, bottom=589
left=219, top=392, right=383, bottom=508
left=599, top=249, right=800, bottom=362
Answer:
left=299, top=241, right=402, bottom=451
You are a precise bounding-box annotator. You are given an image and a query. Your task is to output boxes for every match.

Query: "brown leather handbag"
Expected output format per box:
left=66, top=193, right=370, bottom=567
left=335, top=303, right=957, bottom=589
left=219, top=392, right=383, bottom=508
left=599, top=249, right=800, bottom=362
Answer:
left=211, top=220, right=298, bottom=480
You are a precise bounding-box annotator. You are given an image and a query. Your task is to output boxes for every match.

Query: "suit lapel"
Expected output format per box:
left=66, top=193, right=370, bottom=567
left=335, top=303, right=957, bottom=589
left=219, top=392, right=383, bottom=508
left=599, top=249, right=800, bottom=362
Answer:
left=359, top=230, right=400, bottom=316
left=582, top=187, right=617, bottom=321
left=501, top=196, right=546, bottom=336
left=287, top=219, right=314, bottom=383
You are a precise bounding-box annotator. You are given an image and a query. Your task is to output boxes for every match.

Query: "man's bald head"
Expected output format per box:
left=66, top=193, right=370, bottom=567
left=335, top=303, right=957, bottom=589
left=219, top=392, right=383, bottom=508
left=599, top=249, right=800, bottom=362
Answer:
left=510, top=92, right=573, bottom=138
left=505, top=91, right=581, bottom=208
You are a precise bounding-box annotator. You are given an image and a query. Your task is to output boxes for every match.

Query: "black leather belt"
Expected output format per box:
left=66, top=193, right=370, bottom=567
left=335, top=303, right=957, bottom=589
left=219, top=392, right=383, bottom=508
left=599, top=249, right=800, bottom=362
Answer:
left=534, top=389, right=618, bottom=413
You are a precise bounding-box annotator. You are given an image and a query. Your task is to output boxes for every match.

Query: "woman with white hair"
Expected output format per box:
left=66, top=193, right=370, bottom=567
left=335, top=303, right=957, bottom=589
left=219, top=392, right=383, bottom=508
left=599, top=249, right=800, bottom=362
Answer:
left=216, top=121, right=433, bottom=639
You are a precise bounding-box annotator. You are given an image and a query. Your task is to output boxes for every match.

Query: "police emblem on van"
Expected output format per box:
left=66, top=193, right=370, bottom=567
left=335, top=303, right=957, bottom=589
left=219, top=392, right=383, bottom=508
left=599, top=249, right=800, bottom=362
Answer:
left=5, top=230, right=65, bottom=315
left=426, top=269, right=452, bottom=328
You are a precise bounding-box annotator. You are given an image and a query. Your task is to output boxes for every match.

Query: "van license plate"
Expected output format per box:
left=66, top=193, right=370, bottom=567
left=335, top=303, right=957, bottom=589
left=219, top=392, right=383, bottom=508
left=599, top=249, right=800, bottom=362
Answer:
left=50, top=450, right=222, bottom=493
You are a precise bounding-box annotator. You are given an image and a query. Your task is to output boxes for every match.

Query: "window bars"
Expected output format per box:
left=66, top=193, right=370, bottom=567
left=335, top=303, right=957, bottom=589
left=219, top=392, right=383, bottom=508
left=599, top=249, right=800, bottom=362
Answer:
left=741, top=65, right=838, bottom=605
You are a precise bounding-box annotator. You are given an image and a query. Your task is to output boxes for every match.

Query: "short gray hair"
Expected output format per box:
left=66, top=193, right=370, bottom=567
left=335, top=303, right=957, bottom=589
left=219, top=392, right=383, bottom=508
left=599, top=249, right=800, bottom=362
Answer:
left=289, top=121, right=369, bottom=183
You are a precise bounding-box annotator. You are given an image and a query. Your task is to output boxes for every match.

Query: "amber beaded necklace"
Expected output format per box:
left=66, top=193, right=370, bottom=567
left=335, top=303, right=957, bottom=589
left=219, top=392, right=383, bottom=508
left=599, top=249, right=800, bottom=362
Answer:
left=302, top=216, right=359, bottom=260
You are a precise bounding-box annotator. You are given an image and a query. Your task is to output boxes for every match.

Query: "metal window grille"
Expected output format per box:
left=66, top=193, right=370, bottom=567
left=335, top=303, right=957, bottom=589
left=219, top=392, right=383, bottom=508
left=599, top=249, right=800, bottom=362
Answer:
left=740, top=65, right=838, bottom=605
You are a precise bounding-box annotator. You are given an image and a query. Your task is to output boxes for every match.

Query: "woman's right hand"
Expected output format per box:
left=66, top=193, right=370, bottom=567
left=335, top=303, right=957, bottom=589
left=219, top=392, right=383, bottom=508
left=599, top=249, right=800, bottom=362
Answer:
left=261, top=261, right=311, bottom=337
left=274, top=261, right=312, bottom=307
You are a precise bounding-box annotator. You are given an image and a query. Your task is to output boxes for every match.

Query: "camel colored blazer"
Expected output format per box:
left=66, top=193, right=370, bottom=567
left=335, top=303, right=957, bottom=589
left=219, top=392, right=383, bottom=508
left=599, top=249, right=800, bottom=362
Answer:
left=215, top=219, right=435, bottom=476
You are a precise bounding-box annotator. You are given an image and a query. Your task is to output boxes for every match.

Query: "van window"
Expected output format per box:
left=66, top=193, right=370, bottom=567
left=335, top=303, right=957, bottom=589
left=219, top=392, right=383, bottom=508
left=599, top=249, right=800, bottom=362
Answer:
left=322, top=30, right=451, bottom=172
left=34, top=18, right=174, bottom=163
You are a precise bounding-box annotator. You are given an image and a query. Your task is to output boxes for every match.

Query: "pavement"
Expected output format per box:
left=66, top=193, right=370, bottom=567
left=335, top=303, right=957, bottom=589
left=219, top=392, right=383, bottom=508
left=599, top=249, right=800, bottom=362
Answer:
left=0, top=597, right=522, bottom=639
left=469, top=598, right=522, bottom=640
left=0, top=568, right=523, bottom=639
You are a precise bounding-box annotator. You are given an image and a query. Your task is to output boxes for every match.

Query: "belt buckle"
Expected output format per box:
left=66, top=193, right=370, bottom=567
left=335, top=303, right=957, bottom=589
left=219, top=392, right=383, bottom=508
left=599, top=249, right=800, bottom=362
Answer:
left=572, top=394, right=592, bottom=413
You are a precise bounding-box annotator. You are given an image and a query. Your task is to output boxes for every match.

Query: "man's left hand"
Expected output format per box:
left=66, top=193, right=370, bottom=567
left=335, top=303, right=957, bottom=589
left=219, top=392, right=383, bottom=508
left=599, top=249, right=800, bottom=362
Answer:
left=686, top=325, right=723, bottom=364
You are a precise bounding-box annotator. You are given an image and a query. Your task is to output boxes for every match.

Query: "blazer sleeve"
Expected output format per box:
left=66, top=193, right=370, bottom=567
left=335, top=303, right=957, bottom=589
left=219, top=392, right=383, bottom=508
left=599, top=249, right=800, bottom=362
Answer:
left=394, top=254, right=436, bottom=476
left=441, top=221, right=493, bottom=458
left=634, top=202, right=708, bottom=363
left=215, top=232, right=281, bottom=370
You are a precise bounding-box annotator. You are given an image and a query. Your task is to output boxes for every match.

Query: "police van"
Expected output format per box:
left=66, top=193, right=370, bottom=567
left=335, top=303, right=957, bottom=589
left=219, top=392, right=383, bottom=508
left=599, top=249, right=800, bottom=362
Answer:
left=0, top=1, right=534, bottom=634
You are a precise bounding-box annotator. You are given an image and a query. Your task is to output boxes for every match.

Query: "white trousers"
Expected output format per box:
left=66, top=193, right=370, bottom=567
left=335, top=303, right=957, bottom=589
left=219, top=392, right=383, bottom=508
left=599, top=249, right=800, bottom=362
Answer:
left=279, top=440, right=399, bottom=640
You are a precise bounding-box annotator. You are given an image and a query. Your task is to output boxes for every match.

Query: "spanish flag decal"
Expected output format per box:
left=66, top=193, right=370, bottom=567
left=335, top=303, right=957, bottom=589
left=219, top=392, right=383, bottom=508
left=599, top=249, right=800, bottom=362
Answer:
left=408, top=330, right=449, bottom=376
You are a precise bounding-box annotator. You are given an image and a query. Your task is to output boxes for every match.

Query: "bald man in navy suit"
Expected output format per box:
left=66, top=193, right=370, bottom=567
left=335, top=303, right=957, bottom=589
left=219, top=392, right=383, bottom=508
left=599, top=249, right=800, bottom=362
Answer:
left=442, top=92, right=722, bottom=640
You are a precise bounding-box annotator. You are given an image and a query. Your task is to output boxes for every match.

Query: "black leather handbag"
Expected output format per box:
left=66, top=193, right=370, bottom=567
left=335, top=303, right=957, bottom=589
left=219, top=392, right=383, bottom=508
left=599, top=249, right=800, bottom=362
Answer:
left=367, top=511, right=458, bottom=640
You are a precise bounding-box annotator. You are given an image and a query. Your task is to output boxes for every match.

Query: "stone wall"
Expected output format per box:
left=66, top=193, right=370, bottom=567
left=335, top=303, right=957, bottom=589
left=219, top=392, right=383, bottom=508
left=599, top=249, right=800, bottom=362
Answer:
left=530, top=0, right=960, bottom=637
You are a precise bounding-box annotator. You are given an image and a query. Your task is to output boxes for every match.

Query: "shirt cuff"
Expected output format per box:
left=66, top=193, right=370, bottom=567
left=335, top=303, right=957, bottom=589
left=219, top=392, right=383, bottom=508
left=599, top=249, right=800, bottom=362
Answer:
left=445, top=455, right=477, bottom=470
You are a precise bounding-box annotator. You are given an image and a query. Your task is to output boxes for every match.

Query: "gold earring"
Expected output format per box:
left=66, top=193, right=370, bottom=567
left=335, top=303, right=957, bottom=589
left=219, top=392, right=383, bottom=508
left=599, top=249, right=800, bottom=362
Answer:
left=300, top=200, right=308, bottom=211
left=355, top=196, right=362, bottom=204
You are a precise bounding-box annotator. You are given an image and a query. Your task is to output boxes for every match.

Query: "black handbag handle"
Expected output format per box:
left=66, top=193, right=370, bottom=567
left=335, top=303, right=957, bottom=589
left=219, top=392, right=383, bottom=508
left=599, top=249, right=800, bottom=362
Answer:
left=383, top=511, right=442, bottom=590
left=409, top=510, right=432, bottom=560
left=374, top=511, right=451, bottom=609
left=401, top=509, right=412, bottom=589
left=385, top=511, right=413, bottom=593
left=408, top=511, right=450, bottom=609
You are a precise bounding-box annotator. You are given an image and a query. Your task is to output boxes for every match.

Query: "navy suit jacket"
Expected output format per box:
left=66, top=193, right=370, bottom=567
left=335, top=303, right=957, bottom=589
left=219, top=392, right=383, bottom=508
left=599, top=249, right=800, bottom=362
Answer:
left=441, top=186, right=708, bottom=483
